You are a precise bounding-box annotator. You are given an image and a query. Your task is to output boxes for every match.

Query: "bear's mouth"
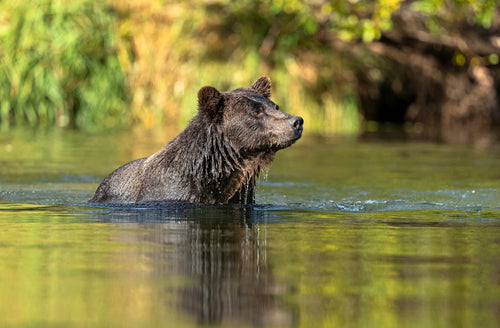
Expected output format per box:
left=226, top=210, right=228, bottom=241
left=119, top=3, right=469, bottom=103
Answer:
left=270, top=131, right=302, bottom=150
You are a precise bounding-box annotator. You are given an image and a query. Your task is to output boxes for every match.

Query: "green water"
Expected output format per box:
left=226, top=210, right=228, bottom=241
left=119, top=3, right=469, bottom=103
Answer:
left=1, top=130, right=499, bottom=327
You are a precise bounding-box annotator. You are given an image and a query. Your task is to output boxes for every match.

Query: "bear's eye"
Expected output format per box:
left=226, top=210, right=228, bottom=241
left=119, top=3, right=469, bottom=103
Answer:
left=275, top=104, right=279, bottom=110
left=252, top=107, right=264, bottom=117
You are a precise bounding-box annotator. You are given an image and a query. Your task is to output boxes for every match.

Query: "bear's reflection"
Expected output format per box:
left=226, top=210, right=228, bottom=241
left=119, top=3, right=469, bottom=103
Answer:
left=97, top=205, right=292, bottom=326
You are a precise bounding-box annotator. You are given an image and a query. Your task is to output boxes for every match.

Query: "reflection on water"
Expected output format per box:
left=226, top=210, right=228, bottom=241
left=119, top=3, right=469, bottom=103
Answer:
left=0, top=130, right=499, bottom=327
left=95, top=206, right=289, bottom=326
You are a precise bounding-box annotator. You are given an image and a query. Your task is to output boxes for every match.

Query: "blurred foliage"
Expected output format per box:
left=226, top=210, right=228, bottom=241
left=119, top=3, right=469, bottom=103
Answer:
left=0, top=0, right=497, bottom=133
left=0, top=0, right=129, bottom=130
left=411, top=0, right=497, bottom=31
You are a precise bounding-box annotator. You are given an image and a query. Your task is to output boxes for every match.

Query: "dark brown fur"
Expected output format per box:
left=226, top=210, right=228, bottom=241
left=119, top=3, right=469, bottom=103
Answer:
left=89, top=77, right=303, bottom=204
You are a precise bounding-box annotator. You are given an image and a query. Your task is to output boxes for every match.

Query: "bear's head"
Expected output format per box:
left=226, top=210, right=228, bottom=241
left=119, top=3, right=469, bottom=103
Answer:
left=197, top=77, right=303, bottom=154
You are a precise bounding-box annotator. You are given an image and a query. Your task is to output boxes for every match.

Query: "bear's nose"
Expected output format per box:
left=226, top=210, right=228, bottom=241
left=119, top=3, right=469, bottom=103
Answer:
left=290, top=116, right=304, bottom=133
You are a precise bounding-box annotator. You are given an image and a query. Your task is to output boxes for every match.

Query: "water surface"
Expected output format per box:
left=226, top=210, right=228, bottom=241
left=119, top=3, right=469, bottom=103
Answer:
left=1, top=130, right=499, bottom=327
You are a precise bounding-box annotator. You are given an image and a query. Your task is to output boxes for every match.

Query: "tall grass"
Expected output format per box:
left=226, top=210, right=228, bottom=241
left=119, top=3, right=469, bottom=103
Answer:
left=0, top=0, right=360, bottom=134
left=0, top=0, right=128, bottom=129
left=113, top=0, right=359, bottom=135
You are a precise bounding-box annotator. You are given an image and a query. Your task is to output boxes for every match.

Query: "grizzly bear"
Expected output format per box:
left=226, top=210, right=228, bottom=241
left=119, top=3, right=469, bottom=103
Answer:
left=89, top=77, right=303, bottom=204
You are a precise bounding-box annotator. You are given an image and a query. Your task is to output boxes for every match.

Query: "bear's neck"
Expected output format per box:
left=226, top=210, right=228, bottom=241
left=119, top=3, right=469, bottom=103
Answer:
left=171, top=121, right=274, bottom=204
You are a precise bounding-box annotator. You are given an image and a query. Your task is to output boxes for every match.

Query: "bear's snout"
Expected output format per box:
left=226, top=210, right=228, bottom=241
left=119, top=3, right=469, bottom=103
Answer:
left=289, top=116, right=304, bottom=135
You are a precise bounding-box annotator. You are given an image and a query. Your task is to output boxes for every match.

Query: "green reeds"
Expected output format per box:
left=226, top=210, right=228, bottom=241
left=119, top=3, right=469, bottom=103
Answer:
left=0, top=0, right=128, bottom=130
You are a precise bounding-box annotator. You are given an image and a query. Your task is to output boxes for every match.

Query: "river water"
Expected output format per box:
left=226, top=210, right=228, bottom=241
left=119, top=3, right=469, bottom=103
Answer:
left=1, top=129, right=499, bottom=327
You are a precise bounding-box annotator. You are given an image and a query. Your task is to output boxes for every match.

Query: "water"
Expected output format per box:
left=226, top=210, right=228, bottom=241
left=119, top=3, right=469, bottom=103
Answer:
left=1, top=129, right=499, bottom=327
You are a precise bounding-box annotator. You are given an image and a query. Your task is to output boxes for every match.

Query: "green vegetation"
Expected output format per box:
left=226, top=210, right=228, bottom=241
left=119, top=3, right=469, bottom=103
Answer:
left=0, top=0, right=496, bottom=133
left=0, top=0, right=128, bottom=130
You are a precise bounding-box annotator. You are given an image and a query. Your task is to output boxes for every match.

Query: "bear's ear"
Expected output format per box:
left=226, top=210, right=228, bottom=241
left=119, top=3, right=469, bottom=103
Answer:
left=198, top=86, right=223, bottom=121
left=250, top=76, right=272, bottom=98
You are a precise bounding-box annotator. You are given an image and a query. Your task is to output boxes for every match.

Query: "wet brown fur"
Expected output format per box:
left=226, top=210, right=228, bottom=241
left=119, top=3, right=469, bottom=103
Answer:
left=90, top=77, right=303, bottom=204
